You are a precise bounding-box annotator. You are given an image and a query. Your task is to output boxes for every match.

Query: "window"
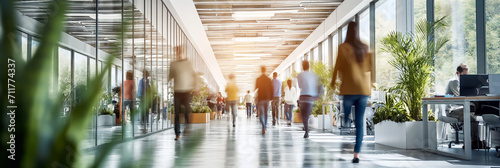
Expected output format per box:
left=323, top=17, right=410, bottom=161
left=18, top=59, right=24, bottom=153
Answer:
left=58, top=47, right=72, bottom=98
left=89, top=58, right=96, bottom=79
left=359, top=9, right=370, bottom=47
left=313, top=47, right=319, bottom=61
left=375, top=0, right=397, bottom=88
left=486, top=0, right=500, bottom=74
left=111, top=65, right=116, bottom=88
left=331, top=33, right=338, bottom=65
left=21, top=33, right=28, bottom=61
left=342, top=25, right=348, bottom=43
left=414, top=0, right=427, bottom=23
left=31, top=38, right=40, bottom=57
left=322, top=40, right=329, bottom=65
left=74, top=52, right=88, bottom=88
left=434, top=0, right=476, bottom=93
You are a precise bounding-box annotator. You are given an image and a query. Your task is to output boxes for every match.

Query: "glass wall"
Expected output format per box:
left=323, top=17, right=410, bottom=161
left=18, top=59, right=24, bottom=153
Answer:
left=14, top=0, right=218, bottom=148
left=322, top=40, right=329, bottom=65
left=486, top=0, right=500, bottom=74
left=331, top=33, right=338, bottom=65
left=313, top=47, right=319, bottom=61
left=58, top=47, right=72, bottom=106
left=359, top=9, right=370, bottom=47
left=414, top=0, right=427, bottom=23
left=375, top=0, right=397, bottom=88
left=434, top=0, right=477, bottom=93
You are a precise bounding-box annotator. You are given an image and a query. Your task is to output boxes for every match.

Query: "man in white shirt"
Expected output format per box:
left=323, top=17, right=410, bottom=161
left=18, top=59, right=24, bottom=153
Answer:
left=284, top=79, right=298, bottom=125
left=244, top=90, right=253, bottom=118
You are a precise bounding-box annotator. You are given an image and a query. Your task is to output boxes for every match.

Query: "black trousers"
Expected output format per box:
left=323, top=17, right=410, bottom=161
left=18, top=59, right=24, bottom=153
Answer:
left=174, top=92, right=192, bottom=136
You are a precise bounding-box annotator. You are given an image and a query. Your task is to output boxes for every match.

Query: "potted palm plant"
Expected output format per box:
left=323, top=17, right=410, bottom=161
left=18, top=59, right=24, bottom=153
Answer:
left=374, top=17, right=449, bottom=149
left=309, top=61, right=336, bottom=130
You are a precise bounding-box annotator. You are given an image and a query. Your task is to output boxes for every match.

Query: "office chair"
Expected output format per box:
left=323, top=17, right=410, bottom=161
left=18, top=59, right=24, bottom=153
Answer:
left=483, top=114, right=500, bottom=157
left=438, top=105, right=463, bottom=148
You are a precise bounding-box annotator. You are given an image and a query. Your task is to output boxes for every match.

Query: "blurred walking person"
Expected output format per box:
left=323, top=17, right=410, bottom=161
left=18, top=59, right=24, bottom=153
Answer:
left=297, top=60, right=322, bottom=139
left=137, top=70, right=150, bottom=131
left=120, top=70, right=135, bottom=125
left=244, top=90, right=253, bottom=118
left=225, top=74, right=239, bottom=127
left=330, top=21, right=373, bottom=163
left=169, top=46, right=197, bottom=141
left=255, top=66, right=273, bottom=134
left=271, top=72, right=282, bottom=126
left=283, top=79, right=298, bottom=126
left=216, top=92, right=223, bottom=119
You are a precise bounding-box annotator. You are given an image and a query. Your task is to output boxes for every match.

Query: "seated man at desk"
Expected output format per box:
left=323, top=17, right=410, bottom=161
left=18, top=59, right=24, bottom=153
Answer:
left=445, top=63, right=480, bottom=143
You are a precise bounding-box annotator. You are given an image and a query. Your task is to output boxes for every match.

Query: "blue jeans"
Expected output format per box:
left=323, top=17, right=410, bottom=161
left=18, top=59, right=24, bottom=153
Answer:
left=122, top=99, right=133, bottom=123
left=257, top=100, right=270, bottom=130
left=246, top=103, right=252, bottom=117
left=343, top=95, right=369, bottom=153
left=272, top=97, right=280, bottom=125
left=299, top=96, right=315, bottom=133
left=228, top=101, right=238, bottom=125
left=285, top=104, right=294, bottom=122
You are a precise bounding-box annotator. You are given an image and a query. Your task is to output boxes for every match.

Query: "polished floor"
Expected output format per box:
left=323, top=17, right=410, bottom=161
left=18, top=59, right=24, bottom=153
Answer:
left=83, top=109, right=500, bottom=167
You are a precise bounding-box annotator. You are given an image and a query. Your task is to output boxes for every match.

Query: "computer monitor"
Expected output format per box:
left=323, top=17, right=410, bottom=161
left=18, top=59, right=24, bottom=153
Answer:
left=460, top=74, right=489, bottom=96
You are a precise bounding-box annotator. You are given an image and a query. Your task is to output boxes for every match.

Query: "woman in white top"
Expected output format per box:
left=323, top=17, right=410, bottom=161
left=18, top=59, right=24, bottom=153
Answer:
left=284, top=79, right=298, bottom=125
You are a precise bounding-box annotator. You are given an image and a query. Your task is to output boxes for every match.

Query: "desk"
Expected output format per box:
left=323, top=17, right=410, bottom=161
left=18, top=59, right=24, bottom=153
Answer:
left=422, top=96, right=500, bottom=160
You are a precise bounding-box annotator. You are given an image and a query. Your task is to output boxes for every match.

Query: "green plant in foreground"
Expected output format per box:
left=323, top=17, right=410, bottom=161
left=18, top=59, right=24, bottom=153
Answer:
left=381, top=17, right=449, bottom=121
left=373, top=90, right=411, bottom=125
left=0, top=0, right=139, bottom=167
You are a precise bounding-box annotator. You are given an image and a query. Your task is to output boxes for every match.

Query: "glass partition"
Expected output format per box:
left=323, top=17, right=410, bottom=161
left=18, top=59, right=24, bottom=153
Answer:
left=434, top=0, right=476, bottom=94
left=486, top=0, right=500, bottom=74
left=375, top=0, right=396, bottom=88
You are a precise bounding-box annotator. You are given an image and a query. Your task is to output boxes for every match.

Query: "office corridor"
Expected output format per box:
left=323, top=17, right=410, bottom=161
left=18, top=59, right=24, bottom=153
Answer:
left=83, top=110, right=497, bottom=168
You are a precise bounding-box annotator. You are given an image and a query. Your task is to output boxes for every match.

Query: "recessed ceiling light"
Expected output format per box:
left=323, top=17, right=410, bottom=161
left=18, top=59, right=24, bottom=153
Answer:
left=234, top=54, right=271, bottom=57
left=233, top=37, right=269, bottom=42
left=234, top=57, right=261, bottom=60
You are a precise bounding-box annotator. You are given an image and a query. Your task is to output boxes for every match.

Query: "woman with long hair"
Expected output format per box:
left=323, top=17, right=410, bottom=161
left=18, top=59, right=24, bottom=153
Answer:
left=330, top=21, right=374, bottom=163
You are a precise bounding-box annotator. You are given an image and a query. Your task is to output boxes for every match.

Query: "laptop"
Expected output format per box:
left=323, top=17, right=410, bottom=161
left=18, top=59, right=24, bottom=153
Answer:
left=487, top=74, right=500, bottom=96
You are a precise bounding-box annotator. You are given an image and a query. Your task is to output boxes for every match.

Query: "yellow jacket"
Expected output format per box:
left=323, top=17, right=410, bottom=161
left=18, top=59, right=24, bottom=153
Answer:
left=331, top=43, right=374, bottom=96
left=225, top=82, right=239, bottom=101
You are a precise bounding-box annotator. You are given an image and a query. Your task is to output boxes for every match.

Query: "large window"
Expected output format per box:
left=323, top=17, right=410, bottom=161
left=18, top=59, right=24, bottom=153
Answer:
left=331, top=33, right=338, bottom=65
left=322, top=40, right=329, bottom=65
left=375, top=0, right=397, bottom=87
left=31, top=38, right=39, bottom=57
left=434, top=0, right=476, bottom=93
left=313, top=47, right=319, bottom=61
left=111, top=65, right=116, bottom=89
left=414, top=0, right=427, bottom=23
left=74, top=52, right=88, bottom=88
left=486, top=0, right=500, bottom=74
left=21, top=33, right=28, bottom=61
left=342, top=25, right=348, bottom=43
left=58, top=47, right=72, bottom=98
left=359, top=9, right=370, bottom=48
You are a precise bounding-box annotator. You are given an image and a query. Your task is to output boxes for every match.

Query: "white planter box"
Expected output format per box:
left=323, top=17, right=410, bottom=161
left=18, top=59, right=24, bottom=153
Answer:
left=308, top=115, right=317, bottom=129
left=97, top=115, right=116, bottom=126
left=375, top=120, right=437, bottom=149
left=310, top=115, right=332, bottom=130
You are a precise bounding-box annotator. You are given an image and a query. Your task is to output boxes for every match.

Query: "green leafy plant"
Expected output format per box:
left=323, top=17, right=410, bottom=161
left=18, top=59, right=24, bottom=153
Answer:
left=308, top=61, right=337, bottom=117
left=0, top=0, right=144, bottom=167
left=191, top=105, right=212, bottom=113
left=373, top=90, right=412, bottom=125
left=380, top=17, right=449, bottom=121
left=293, top=107, right=301, bottom=113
